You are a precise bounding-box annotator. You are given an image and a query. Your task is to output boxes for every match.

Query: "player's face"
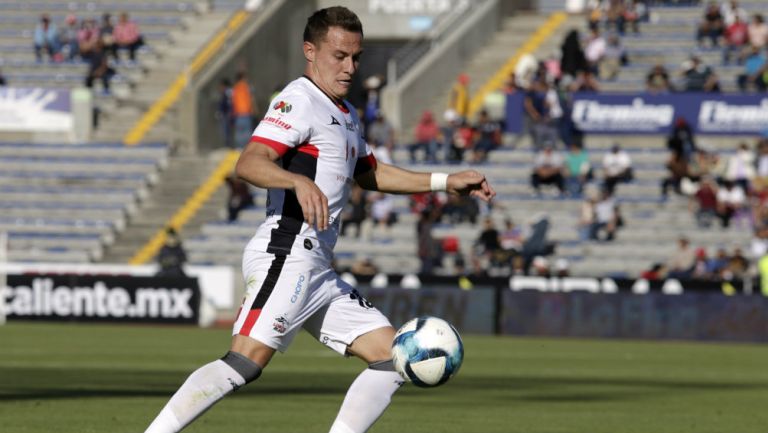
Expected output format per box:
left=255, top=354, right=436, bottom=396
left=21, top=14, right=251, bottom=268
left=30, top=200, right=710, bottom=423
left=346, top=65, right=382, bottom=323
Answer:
left=305, top=26, right=362, bottom=99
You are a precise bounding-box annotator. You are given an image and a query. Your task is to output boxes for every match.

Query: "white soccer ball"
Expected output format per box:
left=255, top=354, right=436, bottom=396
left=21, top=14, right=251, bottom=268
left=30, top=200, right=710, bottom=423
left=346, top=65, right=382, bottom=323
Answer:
left=391, top=316, right=464, bottom=387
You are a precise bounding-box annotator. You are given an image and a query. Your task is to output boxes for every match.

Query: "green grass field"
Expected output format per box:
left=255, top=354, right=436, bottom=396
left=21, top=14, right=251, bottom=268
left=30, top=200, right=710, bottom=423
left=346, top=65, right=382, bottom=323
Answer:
left=2, top=322, right=768, bottom=433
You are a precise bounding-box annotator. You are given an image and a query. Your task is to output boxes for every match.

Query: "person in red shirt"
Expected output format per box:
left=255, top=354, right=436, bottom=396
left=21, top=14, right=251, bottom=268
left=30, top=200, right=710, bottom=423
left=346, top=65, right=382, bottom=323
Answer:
left=723, top=15, right=749, bottom=65
left=113, top=12, right=144, bottom=61
left=409, top=110, right=439, bottom=163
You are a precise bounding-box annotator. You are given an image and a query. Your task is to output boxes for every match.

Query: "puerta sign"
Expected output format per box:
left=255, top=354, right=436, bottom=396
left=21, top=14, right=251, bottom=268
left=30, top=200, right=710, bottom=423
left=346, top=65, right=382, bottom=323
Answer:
left=2, top=274, right=200, bottom=324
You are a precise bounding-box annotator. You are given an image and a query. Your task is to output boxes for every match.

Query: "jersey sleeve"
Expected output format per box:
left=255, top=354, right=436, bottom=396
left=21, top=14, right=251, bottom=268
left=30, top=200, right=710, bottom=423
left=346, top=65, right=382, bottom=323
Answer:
left=354, top=139, right=378, bottom=177
left=249, top=93, right=313, bottom=156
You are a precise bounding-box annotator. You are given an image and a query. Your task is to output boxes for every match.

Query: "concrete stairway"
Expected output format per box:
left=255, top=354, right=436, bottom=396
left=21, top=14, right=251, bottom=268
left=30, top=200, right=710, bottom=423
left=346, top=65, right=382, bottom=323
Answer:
left=100, top=150, right=230, bottom=264
left=92, top=9, right=234, bottom=144
left=399, top=12, right=582, bottom=139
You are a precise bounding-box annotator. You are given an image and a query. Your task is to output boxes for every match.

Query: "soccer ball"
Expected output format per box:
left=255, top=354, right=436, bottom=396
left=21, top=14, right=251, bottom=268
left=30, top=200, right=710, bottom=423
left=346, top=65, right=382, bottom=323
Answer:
left=391, top=316, right=464, bottom=387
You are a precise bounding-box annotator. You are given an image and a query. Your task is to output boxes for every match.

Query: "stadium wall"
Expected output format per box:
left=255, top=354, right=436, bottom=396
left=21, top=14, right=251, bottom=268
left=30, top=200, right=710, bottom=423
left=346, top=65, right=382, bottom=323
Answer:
left=180, top=0, right=314, bottom=153
left=380, top=0, right=501, bottom=131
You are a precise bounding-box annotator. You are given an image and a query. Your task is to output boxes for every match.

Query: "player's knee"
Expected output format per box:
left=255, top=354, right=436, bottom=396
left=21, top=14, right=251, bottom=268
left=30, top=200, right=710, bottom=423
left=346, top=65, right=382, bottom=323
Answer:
left=368, top=359, right=396, bottom=372
left=221, top=351, right=262, bottom=383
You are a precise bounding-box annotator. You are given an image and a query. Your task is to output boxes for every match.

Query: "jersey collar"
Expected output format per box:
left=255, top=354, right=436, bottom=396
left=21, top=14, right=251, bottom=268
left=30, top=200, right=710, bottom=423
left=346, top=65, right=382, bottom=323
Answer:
left=301, top=75, right=350, bottom=114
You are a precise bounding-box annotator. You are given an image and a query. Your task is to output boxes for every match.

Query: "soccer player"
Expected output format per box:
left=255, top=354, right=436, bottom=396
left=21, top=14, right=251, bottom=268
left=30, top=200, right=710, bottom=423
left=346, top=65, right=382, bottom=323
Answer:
left=143, top=6, right=495, bottom=433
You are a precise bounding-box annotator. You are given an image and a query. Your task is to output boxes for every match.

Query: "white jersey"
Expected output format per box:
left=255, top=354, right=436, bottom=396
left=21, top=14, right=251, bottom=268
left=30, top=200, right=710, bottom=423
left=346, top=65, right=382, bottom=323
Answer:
left=245, top=76, right=376, bottom=262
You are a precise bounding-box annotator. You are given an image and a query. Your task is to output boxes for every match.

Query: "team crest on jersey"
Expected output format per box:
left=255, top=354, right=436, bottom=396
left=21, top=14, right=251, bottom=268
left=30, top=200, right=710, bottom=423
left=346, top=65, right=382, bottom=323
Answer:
left=273, top=100, right=292, bottom=113
left=273, top=315, right=289, bottom=333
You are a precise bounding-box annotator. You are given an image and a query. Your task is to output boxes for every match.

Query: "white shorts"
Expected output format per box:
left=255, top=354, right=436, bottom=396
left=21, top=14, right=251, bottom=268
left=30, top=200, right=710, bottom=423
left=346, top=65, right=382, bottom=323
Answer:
left=232, top=250, right=392, bottom=354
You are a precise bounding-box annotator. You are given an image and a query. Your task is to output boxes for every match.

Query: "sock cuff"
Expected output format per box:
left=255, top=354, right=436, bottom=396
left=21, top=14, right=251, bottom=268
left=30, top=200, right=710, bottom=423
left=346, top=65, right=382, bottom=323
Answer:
left=221, top=351, right=262, bottom=383
left=368, top=359, right=395, bottom=372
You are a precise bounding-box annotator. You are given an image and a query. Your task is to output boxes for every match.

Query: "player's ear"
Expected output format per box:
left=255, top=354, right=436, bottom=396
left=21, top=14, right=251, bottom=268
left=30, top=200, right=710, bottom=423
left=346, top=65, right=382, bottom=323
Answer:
left=303, top=41, right=315, bottom=63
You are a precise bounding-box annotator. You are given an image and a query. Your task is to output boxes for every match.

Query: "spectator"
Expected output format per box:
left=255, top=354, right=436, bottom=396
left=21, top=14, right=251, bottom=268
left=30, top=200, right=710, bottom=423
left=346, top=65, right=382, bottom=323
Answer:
left=84, top=40, right=115, bottom=94
left=681, top=55, right=720, bottom=92
left=440, top=109, right=461, bottom=163
left=225, top=173, right=254, bottom=222
left=34, top=14, right=60, bottom=62
left=215, top=78, right=233, bottom=148
left=748, top=14, right=768, bottom=49
left=441, top=194, right=479, bottom=225
left=472, top=110, right=501, bottom=163
left=578, top=193, right=597, bottom=241
left=697, top=1, right=724, bottom=47
left=417, top=208, right=441, bottom=275
left=156, top=228, right=187, bottom=277
left=77, top=18, right=100, bottom=60
left=475, top=217, right=501, bottom=260
left=59, top=14, right=79, bottom=61
left=604, top=0, right=627, bottom=35
left=724, top=142, right=755, bottom=192
left=690, top=176, right=719, bottom=227
left=641, top=263, right=666, bottom=280
left=350, top=256, right=379, bottom=277
left=448, top=73, right=470, bottom=121
left=531, top=143, right=566, bottom=196
left=600, top=33, right=627, bottom=80
left=500, top=218, right=524, bottom=256
left=722, top=15, right=749, bottom=65
left=666, top=237, right=696, bottom=279
left=565, top=70, right=601, bottom=92
left=584, top=28, right=607, bottom=75
left=590, top=189, right=620, bottom=241
left=667, top=117, right=697, bottom=161
left=521, top=214, right=556, bottom=273
left=114, top=12, right=144, bottom=61
left=602, top=143, right=633, bottom=194
left=564, top=143, right=591, bottom=196
left=661, top=151, right=689, bottom=199
left=341, top=185, right=368, bottom=238
left=755, top=138, right=768, bottom=180
left=737, top=45, right=767, bottom=92
left=716, top=180, right=746, bottom=228
left=369, top=192, right=397, bottom=233
left=720, top=0, right=748, bottom=27
left=531, top=256, right=551, bottom=277
left=362, top=74, right=383, bottom=129
left=707, top=247, right=730, bottom=277
left=554, top=258, right=571, bottom=277
left=560, top=29, right=588, bottom=78
left=231, top=72, right=254, bottom=149
left=450, top=118, right=474, bottom=163
left=646, top=63, right=672, bottom=93
left=623, top=0, right=647, bottom=34
left=366, top=110, right=395, bottom=151
left=690, top=247, right=712, bottom=279
left=524, top=79, right=558, bottom=150
left=100, top=13, right=117, bottom=60
left=409, top=110, right=439, bottom=163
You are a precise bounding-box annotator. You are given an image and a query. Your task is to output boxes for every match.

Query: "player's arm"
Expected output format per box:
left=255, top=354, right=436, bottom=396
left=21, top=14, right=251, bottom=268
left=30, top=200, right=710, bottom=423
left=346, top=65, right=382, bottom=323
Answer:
left=355, top=161, right=496, bottom=202
left=235, top=141, right=329, bottom=231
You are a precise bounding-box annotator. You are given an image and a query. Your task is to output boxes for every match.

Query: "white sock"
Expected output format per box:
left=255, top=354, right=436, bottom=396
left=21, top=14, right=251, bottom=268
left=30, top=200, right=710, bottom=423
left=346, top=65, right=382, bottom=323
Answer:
left=144, top=359, right=248, bottom=433
left=329, top=369, right=404, bottom=433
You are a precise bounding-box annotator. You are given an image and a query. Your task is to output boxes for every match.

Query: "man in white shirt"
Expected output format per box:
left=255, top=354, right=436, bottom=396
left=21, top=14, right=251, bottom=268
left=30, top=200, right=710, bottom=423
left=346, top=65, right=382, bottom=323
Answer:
left=143, top=7, right=495, bottom=433
left=602, top=143, right=633, bottom=194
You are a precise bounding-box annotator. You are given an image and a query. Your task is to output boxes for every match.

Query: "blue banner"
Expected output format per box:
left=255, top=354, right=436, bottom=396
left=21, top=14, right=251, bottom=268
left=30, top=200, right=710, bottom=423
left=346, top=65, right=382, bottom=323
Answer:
left=505, top=92, right=768, bottom=136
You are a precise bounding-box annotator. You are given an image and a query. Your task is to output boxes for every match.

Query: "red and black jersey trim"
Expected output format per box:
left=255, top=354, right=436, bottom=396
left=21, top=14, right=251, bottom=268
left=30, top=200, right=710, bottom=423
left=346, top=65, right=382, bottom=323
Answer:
left=238, top=254, right=286, bottom=336
left=250, top=136, right=291, bottom=156
left=354, top=153, right=378, bottom=177
left=266, top=147, right=318, bottom=255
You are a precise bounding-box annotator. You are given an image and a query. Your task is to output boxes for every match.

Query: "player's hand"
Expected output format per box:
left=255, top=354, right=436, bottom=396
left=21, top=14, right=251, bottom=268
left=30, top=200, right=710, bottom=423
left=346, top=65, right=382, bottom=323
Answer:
left=292, top=176, right=329, bottom=231
left=447, top=170, right=496, bottom=203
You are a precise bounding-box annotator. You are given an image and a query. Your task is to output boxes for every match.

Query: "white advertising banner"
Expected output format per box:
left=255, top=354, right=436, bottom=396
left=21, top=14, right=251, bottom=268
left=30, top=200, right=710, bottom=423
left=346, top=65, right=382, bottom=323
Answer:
left=0, top=88, right=73, bottom=132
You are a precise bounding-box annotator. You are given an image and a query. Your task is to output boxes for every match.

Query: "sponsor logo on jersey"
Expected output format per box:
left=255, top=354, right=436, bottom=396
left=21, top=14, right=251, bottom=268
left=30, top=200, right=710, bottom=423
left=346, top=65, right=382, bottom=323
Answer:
left=263, top=116, right=292, bottom=130
left=330, top=116, right=341, bottom=126
left=273, top=315, right=289, bottom=333
left=273, top=100, right=292, bottom=113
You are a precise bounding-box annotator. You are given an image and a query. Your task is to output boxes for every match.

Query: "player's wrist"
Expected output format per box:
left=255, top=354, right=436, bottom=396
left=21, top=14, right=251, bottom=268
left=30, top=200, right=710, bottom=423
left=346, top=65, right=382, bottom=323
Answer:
left=430, top=172, right=449, bottom=192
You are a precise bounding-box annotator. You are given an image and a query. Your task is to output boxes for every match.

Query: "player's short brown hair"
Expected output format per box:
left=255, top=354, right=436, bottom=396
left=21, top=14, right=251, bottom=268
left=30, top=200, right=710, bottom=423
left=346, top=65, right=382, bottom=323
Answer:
left=303, top=6, right=363, bottom=45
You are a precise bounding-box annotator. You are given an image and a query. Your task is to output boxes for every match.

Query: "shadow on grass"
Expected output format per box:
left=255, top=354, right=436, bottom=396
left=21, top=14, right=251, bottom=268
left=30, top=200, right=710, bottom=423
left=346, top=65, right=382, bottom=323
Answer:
left=2, top=366, right=767, bottom=403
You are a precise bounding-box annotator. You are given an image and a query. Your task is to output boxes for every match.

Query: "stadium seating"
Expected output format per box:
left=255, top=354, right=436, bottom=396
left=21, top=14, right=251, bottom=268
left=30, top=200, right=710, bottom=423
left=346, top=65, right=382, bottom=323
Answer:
left=0, top=142, right=167, bottom=263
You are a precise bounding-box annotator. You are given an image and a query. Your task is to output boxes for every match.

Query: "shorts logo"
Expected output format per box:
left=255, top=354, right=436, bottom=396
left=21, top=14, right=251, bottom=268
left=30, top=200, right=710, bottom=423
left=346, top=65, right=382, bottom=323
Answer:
left=349, top=288, right=373, bottom=309
left=273, top=100, right=292, bottom=113
left=304, top=239, right=313, bottom=250
left=291, top=274, right=305, bottom=304
left=273, top=315, right=289, bottom=334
